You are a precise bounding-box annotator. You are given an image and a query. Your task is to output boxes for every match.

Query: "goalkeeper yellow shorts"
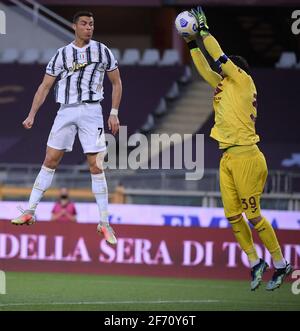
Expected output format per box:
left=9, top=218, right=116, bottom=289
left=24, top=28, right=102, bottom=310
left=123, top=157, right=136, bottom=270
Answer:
left=219, top=144, right=268, bottom=220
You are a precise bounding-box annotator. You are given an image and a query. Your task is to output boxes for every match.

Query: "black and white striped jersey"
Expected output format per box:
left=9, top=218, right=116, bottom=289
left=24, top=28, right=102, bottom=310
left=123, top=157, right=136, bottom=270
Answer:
left=46, top=40, right=118, bottom=105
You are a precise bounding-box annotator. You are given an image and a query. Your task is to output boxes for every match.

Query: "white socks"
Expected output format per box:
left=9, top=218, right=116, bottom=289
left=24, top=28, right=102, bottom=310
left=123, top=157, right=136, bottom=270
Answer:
left=250, top=259, right=260, bottom=269
left=28, top=166, right=55, bottom=211
left=273, top=259, right=287, bottom=269
left=28, top=168, right=109, bottom=223
left=251, top=259, right=286, bottom=269
left=91, top=172, right=109, bottom=224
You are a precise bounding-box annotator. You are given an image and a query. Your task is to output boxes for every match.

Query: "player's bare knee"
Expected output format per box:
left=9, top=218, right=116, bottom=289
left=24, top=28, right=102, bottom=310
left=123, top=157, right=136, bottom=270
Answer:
left=248, top=216, right=262, bottom=226
left=43, top=155, right=59, bottom=169
left=227, top=214, right=242, bottom=223
left=89, top=164, right=103, bottom=174
left=95, top=151, right=106, bottom=171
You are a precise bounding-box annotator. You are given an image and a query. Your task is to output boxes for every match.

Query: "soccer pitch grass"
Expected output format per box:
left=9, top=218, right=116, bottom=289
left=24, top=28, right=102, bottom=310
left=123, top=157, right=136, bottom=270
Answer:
left=0, top=272, right=299, bottom=311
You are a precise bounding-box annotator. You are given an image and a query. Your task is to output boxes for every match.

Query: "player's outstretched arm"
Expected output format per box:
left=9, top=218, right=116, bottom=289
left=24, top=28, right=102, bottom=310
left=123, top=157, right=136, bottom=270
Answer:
left=107, top=68, right=122, bottom=136
left=186, top=39, right=222, bottom=89
left=191, top=6, right=242, bottom=81
left=180, top=8, right=221, bottom=88
left=23, top=74, right=56, bottom=129
left=202, top=34, right=242, bottom=81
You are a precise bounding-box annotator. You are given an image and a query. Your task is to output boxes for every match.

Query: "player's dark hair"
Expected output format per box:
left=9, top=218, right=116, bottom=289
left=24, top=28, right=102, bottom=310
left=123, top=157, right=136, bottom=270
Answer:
left=73, top=11, right=94, bottom=24
left=229, top=55, right=250, bottom=75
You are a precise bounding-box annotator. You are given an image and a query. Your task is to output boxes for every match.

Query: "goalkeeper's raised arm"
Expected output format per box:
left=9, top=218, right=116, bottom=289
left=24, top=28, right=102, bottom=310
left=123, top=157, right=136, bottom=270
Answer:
left=190, top=6, right=250, bottom=82
left=185, top=37, right=222, bottom=89
left=182, top=30, right=222, bottom=89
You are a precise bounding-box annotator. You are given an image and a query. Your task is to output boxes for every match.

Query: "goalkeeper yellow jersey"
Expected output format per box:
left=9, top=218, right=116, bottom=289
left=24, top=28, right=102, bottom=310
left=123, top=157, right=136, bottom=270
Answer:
left=211, top=69, right=260, bottom=149
left=190, top=34, right=260, bottom=149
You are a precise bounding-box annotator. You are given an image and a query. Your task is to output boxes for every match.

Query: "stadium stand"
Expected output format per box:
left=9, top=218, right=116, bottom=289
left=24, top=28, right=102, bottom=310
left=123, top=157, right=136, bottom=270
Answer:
left=0, top=44, right=182, bottom=67
left=139, top=49, right=160, bottom=66
left=120, top=48, right=141, bottom=66
left=159, top=49, right=180, bottom=66
left=38, top=48, right=58, bottom=64
left=275, top=52, right=297, bottom=68
left=0, top=48, right=19, bottom=63
left=18, top=48, right=40, bottom=64
left=110, top=48, right=121, bottom=62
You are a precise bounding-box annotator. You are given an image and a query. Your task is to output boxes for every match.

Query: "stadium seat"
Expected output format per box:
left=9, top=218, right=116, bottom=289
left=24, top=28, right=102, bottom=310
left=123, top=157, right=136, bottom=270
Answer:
left=179, top=65, right=192, bottom=84
left=153, top=98, right=167, bottom=116
left=275, top=52, right=297, bottom=68
left=111, top=48, right=121, bottom=62
left=0, top=48, right=19, bottom=63
left=140, top=114, right=155, bottom=133
left=120, top=48, right=140, bottom=65
left=139, top=49, right=160, bottom=66
left=165, top=82, right=180, bottom=100
left=159, top=49, right=180, bottom=66
left=38, top=48, right=57, bottom=64
left=18, top=48, right=40, bottom=64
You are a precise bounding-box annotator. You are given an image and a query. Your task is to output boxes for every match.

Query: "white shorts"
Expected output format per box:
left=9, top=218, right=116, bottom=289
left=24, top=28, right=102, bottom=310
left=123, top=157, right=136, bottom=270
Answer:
left=47, top=102, right=106, bottom=154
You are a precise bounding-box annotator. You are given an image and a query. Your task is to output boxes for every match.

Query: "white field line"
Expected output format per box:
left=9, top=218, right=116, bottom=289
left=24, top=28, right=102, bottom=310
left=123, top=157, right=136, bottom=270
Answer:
left=0, top=299, right=220, bottom=307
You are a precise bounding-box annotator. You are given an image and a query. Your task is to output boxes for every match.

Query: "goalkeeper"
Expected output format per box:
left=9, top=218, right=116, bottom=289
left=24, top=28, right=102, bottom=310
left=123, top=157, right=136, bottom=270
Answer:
left=182, top=6, right=292, bottom=291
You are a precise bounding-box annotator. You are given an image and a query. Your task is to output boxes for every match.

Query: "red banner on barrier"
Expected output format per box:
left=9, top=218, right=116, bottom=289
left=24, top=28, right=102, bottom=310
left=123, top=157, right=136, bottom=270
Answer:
left=0, top=220, right=299, bottom=280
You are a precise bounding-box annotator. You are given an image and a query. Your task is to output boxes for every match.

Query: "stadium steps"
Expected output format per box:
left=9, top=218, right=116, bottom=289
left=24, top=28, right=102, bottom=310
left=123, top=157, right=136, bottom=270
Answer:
left=141, top=79, right=213, bottom=166
left=154, top=80, right=213, bottom=136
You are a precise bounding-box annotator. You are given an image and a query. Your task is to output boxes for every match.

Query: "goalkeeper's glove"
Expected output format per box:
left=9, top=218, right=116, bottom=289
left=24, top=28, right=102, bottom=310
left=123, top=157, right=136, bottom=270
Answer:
left=190, top=6, right=209, bottom=37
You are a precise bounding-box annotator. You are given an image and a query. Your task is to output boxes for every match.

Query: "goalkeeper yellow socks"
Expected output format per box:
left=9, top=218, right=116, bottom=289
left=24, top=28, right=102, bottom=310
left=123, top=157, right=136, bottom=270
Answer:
left=254, top=217, right=286, bottom=269
left=229, top=216, right=259, bottom=267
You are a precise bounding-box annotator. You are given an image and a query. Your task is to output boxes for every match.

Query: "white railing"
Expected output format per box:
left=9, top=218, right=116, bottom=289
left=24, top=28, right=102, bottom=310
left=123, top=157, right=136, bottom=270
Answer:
left=9, top=0, right=73, bottom=41
left=124, top=188, right=300, bottom=210
left=0, top=163, right=299, bottom=210
left=0, top=163, right=299, bottom=192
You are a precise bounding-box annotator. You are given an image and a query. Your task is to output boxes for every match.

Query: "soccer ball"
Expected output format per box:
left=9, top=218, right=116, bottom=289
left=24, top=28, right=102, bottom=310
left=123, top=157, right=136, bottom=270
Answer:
left=175, top=11, right=198, bottom=37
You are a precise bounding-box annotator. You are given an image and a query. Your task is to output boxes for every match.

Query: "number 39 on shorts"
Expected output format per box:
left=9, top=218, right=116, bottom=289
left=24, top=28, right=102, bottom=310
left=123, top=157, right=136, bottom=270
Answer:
left=241, top=196, right=258, bottom=214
